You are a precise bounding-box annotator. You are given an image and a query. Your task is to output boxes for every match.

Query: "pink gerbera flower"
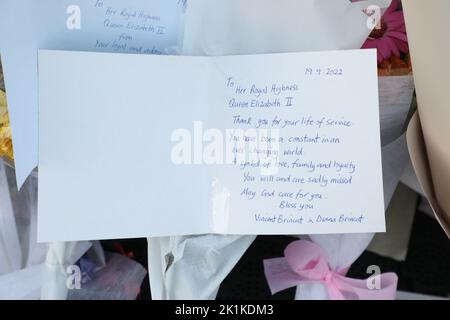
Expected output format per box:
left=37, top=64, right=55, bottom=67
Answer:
left=362, top=0, right=409, bottom=63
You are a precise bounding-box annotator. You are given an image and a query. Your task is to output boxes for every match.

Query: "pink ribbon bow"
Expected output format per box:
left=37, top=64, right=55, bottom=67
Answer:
left=264, top=240, right=398, bottom=300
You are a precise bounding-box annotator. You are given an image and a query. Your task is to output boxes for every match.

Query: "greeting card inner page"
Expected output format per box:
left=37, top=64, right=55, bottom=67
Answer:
left=38, top=49, right=384, bottom=242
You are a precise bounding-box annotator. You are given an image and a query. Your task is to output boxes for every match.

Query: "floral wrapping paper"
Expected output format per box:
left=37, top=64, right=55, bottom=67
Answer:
left=0, top=61, right=13, bottom=160
left=0, top=88, right=13, bottom=161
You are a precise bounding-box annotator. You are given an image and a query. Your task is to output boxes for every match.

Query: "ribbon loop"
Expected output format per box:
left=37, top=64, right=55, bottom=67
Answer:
left=264, top=240, right=398, bottom=300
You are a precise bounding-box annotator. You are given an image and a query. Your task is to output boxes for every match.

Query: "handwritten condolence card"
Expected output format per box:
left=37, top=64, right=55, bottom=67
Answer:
left=0, top=0, right=183, bottom=188
left=37, top=49, right=384, bottom=242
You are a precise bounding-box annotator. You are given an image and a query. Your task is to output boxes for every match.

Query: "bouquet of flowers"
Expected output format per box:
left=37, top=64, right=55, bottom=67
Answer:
left=360, top=0, right=412, bottom=76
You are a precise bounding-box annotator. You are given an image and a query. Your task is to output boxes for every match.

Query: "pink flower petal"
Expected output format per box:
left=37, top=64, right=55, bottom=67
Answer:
left=391, top=38, right=409, bottom=53
left=394, top=24, right=407, bottom=33
left=387, top=31, right=408, bottom=42
left=387, top=20, right=405, bottom=31
left=362, top=41, right=375, bottom=49
left=384, top=0, right=399, bottom=16
left=377, top=50, right=384, bottom=63
left=378, top=40, right=393, bottom=59
left=384, top=11, right=404, bottom=23
left=385, top=37, right=400, bottom=56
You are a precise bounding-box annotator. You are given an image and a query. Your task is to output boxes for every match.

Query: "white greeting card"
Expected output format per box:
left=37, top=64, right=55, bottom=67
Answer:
left=38, top=49, right=384, bottom=242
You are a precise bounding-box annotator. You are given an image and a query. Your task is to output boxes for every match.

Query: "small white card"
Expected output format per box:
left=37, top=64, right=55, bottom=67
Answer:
left=38, top=49, right=384, bottom=242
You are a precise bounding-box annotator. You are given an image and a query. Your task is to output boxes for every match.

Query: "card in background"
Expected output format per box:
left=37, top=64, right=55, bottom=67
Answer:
left=0, top=0, right=183, bottom=188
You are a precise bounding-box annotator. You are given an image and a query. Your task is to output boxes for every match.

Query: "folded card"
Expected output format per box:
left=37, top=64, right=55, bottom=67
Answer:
left=0, top=0, right=183, bottom=188
left=38, top=49, right=384, bottom=242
